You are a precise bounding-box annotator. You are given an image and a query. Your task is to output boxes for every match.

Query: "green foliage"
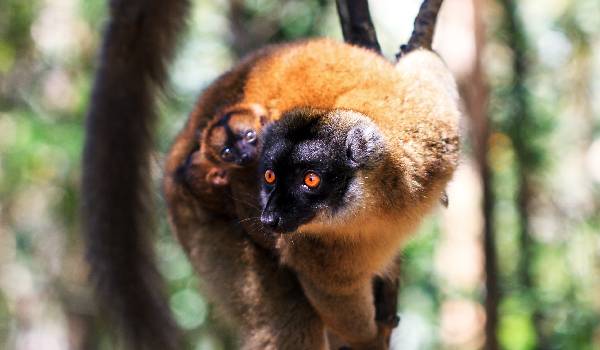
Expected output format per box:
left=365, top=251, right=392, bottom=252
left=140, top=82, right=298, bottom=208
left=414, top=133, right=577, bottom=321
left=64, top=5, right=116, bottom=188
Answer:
left=498, top=297, right=536, bottom=350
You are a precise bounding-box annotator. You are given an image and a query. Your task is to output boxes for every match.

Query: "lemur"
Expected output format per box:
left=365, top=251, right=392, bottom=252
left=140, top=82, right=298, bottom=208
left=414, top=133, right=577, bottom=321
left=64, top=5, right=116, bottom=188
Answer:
left=255, top=45, right=459, bottom=348
left=172, top=49, right=404, bottom=350
left=167, top=37, right=458, bottom=350
left=84, top=0, right=452, bottom=348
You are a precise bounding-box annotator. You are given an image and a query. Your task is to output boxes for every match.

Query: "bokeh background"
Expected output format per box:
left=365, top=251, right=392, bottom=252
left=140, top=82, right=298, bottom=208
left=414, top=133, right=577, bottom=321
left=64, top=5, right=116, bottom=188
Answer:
left=1, top=0, right=599, bottom=349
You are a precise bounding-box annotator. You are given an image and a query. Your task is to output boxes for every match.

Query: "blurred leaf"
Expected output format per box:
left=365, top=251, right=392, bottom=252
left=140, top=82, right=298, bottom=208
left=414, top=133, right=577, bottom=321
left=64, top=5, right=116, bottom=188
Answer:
left=170, top=288, right=208, bottom=330
left=499, top=297, right=536, bottom=350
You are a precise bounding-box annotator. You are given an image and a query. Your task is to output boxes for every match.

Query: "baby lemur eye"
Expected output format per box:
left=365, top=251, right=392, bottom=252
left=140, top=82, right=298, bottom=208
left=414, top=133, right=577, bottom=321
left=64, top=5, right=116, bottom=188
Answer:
left=244, top=130, right=257, bottom=143
left=264, top=169, right=276, bottom=185
left=303, top=171, right=321, bottom=188
left=221, top=147, right=234, bottom=161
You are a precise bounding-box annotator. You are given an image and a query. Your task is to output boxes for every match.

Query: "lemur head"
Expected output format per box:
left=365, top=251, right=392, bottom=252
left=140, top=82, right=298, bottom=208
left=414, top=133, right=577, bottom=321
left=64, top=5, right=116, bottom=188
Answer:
left=203, top=103, right=268, bottom=168
left=259, top=108, right=384, bottom=233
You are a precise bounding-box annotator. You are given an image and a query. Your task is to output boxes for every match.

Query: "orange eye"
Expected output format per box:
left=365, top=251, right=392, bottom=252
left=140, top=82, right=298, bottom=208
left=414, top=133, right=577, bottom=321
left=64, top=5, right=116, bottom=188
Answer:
left=264, top=169, right=276, bottom=184
left=304, top=171, right=321, bottom=188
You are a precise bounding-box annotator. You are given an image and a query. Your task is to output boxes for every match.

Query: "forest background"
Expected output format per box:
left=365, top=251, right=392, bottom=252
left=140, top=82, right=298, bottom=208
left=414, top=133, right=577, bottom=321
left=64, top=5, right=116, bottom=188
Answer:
left=0, top=0, right=599, bottom=349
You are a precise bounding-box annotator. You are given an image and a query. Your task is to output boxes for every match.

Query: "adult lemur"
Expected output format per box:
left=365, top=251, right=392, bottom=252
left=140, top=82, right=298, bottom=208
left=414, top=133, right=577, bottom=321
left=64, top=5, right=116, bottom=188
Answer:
left=166, top=39, right=459, bottom=350
left=84, top=0, right=454, bottom=349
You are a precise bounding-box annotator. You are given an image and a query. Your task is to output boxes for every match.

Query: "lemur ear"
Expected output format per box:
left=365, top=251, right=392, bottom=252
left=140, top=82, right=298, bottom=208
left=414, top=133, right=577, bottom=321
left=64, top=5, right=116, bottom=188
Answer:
left=345, top=123, right=384, bottom=168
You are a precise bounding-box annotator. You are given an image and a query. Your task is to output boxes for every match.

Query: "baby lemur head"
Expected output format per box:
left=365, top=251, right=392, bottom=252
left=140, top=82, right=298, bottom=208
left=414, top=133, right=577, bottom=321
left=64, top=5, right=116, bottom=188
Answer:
left=203, top=103, right=268, bottom=167
left=259, top=108, right=384, bottom=233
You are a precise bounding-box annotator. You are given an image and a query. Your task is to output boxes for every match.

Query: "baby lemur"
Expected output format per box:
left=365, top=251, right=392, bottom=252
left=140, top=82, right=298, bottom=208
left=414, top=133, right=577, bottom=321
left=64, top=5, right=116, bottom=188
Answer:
left=166, top=39, right=460, bottom=349
left=186, top=102, right=267, bottom=200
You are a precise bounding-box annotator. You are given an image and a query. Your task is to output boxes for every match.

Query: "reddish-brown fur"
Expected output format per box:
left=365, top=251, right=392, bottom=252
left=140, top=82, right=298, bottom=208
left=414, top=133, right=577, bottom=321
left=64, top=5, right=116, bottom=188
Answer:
left=164, top=39, right=460, bottom=349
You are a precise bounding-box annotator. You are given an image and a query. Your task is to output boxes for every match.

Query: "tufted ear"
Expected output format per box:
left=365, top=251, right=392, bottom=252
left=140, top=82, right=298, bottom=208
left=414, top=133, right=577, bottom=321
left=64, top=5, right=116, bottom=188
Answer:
left=345, top=122, right=384, bottom=169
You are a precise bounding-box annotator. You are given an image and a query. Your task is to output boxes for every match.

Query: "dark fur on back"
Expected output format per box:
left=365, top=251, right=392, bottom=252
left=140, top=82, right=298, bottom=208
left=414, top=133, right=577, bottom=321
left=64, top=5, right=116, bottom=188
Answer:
left=82, top=0, right=188, bottom=348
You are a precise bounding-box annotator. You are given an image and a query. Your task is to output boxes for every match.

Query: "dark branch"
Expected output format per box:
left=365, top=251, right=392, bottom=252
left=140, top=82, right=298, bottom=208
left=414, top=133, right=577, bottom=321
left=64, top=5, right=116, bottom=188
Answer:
left=397, top=0, right=444, bottom=59
left=336, top=0, right=382, bottom=54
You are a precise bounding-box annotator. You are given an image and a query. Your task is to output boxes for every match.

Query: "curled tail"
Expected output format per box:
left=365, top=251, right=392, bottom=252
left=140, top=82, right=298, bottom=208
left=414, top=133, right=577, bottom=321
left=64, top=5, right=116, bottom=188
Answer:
left=82, top=0, right=188, bottom=348
left=397, top=0, right=444, bottom=59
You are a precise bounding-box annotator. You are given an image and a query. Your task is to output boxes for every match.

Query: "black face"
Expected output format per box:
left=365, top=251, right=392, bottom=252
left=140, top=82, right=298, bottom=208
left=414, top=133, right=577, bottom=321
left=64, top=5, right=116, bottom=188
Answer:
left=207, top=107, right=262, bottom=167
left=219, top=128, right=258, bottom=166
left=259, top=109, right=384, bottom=233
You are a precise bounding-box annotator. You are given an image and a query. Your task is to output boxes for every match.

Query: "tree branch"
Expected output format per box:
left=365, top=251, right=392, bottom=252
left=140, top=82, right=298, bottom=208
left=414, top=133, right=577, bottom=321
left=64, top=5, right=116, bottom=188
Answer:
left=336, top=0, right=381, bottom=54
left=397, top=0, right=444, bottom=59
left=498, top=0, right=546, bottom=347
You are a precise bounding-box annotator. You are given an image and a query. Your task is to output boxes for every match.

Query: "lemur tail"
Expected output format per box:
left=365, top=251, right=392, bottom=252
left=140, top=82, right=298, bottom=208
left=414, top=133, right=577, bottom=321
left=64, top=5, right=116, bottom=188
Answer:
left=82, top=0, right=188, bottom=348
left=397, top=0, right=444, bottom=59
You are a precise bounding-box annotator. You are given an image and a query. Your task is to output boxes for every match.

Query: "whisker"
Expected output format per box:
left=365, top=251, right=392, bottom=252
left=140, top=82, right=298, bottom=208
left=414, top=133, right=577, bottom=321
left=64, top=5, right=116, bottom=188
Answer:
left=225, top=192, right=259, bottom=209
left=238, top=216, right=261, bottom=224
left=227, top=194, right=261, bottom=210
left=231, top=192, right=260, bottom=204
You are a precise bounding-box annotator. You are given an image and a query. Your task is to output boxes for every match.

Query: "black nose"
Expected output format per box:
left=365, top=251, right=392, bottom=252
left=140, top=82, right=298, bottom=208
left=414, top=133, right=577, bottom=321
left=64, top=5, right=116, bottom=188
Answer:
left=261, top=213, right=280, bottom=230
left=239, top=153, right=251, bottom=165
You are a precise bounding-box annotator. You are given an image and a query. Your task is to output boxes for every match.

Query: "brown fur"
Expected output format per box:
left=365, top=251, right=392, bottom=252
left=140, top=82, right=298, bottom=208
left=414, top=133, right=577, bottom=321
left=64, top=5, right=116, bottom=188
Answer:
left=164, top=170, right=326, bottom=349
left=164, top=39, right=460, bottom=349
left=181, top=146, right=234, bottom=215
